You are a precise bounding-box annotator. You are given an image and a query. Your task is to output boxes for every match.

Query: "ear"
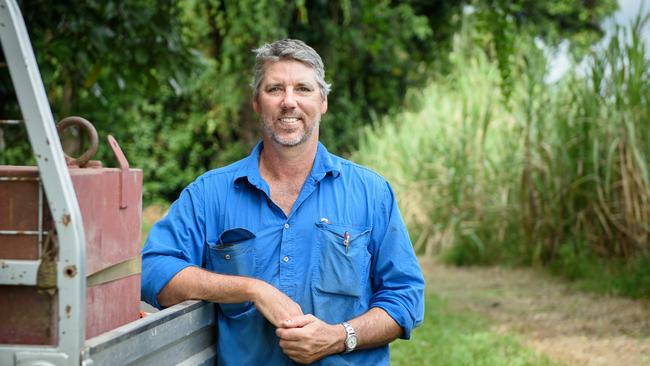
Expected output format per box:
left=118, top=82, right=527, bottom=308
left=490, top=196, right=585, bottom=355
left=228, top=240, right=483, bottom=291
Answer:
left=252, top=96, right=260, bottom=114
left=321, top=96, right=328, bottom=114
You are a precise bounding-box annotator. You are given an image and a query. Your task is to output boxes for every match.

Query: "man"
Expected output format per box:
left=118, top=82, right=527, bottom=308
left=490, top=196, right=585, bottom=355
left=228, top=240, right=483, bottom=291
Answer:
left=141, top=39, right=424, bottom=365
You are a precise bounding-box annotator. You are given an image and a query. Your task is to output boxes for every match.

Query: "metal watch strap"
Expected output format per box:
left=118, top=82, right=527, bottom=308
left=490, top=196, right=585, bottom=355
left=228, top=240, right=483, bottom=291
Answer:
left=342, top=321, right=357, bottom=353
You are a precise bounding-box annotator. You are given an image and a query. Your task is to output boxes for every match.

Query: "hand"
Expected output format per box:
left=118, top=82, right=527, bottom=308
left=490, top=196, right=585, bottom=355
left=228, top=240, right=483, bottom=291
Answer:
left=276, top=314, right=346, bottom=364
left=251, top=280, right=303, bottom=327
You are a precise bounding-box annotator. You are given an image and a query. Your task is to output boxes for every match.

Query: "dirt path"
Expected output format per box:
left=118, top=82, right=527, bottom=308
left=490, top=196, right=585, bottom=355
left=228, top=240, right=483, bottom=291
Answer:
left=419, top=257, right=650, bottom=366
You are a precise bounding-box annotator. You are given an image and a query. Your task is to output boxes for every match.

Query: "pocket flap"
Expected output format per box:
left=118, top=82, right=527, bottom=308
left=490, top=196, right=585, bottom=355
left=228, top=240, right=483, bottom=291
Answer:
left=219, top=227, right=256, bottom=245
left=315, top=222, right=371, bottom=241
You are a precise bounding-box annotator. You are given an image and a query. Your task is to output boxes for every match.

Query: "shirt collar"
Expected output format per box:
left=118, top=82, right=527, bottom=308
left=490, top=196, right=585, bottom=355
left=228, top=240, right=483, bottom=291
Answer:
left=311, top=141, right=341, bottom=180
left=234, top=140, right=341, bottom=188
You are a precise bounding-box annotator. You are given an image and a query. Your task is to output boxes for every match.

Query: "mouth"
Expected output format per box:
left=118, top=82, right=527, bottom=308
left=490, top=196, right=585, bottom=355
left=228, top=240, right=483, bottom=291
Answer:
left=277, top=116, right=302, bottom=123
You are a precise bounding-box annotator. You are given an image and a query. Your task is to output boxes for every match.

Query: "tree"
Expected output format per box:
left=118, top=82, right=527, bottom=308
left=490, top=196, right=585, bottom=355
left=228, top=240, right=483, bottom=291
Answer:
left=0, top=0, right=618, bottom=201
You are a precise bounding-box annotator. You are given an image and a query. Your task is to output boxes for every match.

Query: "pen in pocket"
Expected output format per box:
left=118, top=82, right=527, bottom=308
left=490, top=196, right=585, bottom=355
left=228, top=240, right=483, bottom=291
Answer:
left=343, top=231, right=350, bottom=253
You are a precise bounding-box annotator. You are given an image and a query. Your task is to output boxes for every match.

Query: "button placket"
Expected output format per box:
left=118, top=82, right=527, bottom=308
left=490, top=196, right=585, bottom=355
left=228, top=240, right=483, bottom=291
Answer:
left=281, top=222, right=291, bottom=264
left=279, top=220, right=295, bottom=297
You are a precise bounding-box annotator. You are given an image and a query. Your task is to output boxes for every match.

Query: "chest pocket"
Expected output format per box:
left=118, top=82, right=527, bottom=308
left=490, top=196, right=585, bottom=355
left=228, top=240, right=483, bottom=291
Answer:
left=207, top=227, right=256, bottom=317
left=207, top=227, right=256, bottom=275
left=314, top=222, right=371, bottom=297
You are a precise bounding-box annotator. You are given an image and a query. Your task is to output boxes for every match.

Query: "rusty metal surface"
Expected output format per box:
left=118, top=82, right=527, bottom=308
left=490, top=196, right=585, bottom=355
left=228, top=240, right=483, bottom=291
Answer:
left=0, top=285, right=58, bottom=345
left=70, top=164, right=143, bottom=339
left=0, top=166, right=53, bottom=260
left=86, top=274, right=142, bottom=339
left=56, top=116, right=99, bottom=168
left=0, top=161, right=143, bottom=344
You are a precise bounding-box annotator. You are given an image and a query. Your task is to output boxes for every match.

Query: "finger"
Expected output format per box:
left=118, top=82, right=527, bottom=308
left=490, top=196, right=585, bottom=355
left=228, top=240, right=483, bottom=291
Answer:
left=276, top=326, right=304, bottom=341
left=278, top=338, right=303, bottom=352
left=279, top=341, right=310, bottom=364
left=282, top=313, right=316, bottom=328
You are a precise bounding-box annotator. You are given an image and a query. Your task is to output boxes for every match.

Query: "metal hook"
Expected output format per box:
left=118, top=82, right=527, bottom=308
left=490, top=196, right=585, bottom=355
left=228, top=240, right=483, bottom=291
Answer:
left=56, top=116, right=99, bottom=168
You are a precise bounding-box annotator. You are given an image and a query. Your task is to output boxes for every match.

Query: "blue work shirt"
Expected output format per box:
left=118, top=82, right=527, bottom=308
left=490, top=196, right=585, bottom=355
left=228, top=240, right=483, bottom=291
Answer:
left=141, top=142, right=425, bottom=366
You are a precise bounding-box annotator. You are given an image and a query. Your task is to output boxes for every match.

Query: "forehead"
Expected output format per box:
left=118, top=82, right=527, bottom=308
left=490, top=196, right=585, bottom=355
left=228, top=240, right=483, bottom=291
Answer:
left=261, top=60, right=318, bottom=85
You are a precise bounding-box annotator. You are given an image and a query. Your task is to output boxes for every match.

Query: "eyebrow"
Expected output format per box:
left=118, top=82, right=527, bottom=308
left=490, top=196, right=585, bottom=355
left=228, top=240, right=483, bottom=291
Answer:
left=295, top=82, right=315, bottom=89
left=263, top=81, right=316, bottom=90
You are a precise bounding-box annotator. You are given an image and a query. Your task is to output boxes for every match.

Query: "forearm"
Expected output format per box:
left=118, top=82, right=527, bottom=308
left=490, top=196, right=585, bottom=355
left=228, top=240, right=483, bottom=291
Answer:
left=158, top=266, right=303, bottom=327
left=348, top=307, right=403, bottom=350
left=157, top=266, right=257, bottom=307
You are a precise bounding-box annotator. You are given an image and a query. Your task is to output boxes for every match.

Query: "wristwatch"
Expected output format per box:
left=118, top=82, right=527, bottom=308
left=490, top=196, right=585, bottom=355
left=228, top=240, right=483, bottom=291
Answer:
left=341, top=321, right=357, bottom=353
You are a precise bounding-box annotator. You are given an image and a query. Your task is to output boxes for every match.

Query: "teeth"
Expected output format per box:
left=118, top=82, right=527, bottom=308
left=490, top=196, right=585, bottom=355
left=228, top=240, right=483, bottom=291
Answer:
left=280, top=117, right=300, bottom=122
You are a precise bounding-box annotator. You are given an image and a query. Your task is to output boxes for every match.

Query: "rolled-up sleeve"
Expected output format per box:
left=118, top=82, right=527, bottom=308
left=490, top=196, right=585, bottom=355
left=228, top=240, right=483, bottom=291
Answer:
left=368, top=182, right=425, bottom=339
left=141, top=181, right=206, bottom=309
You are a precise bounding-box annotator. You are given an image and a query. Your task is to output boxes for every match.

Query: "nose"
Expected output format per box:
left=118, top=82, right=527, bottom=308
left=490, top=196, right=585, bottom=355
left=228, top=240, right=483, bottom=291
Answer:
left=280, top=89, right=297, bottom=109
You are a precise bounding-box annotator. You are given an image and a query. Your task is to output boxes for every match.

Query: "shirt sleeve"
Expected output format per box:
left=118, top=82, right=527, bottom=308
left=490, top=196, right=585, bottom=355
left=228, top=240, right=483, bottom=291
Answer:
left=368, top=181, right=425, bottom=339
left=141, top=180, right=207, bottom=309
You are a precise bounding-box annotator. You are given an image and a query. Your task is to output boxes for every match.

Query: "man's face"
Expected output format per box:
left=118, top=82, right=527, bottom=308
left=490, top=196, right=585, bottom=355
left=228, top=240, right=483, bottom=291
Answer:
left=253, top=60, right=328, bottom=147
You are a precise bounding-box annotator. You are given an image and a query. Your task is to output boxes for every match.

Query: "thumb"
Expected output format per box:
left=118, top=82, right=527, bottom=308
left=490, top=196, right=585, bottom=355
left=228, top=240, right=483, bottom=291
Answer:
left=282, top=314, right=316, bottom=328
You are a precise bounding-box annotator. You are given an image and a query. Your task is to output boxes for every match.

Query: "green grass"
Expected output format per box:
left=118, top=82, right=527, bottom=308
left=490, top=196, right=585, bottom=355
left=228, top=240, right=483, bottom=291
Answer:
left=550, top=247, right=650, bottom=299
left=390, top=294, right=558, bottom=366
left=352, top=14, right=650, bottom=298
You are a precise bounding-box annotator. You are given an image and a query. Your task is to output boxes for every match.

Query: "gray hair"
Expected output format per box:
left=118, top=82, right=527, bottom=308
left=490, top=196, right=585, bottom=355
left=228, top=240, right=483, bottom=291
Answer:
left=251, top=39, right=331, bottom=99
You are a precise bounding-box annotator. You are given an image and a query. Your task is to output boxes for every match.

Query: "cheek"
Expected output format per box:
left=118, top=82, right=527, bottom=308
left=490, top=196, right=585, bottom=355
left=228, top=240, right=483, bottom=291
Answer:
left=259, top=102, right=277, bottom=116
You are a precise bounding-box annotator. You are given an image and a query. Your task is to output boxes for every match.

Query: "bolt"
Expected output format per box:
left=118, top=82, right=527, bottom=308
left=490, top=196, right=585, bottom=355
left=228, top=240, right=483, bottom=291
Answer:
left=64, top=265, right=77, bottom=278
left=62, top=214, right=71, bottom=226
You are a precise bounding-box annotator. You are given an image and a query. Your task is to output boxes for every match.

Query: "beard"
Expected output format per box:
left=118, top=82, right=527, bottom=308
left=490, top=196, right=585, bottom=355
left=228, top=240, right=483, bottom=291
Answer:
left=262, top=114, right=320, bottom=147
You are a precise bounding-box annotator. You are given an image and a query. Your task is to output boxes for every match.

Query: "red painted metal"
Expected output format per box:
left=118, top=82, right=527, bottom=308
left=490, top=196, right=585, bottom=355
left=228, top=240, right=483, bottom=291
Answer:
left=0, top=138, right=143, bottom=344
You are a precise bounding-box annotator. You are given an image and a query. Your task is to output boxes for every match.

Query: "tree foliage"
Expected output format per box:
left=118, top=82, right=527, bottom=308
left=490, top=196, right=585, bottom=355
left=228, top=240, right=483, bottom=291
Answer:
left=0, top=0, right=616, bottom=201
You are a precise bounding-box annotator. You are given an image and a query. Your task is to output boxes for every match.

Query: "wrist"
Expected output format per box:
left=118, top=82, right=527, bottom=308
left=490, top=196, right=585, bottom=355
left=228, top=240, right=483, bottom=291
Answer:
left=341, top=321, right=358, bottom=353
left=243, top=277, right=265, bottom=303
left=333, top=323, right=347, bottom=353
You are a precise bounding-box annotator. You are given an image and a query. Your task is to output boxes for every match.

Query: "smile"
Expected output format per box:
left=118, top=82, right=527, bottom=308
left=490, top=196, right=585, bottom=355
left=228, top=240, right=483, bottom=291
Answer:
left=278, top=117, right=302, bottom=123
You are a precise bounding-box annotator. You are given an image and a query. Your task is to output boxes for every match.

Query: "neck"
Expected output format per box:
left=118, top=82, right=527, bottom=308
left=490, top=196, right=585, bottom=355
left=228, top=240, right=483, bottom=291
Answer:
left=259, top=138, right=318, bottom=182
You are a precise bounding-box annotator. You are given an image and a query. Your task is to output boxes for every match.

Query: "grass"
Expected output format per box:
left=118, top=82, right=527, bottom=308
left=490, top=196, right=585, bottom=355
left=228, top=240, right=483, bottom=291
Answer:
left=352, top=14, right=650, bottom=298
left=390, top=294, right=558, bottom=366
left=550, top=247, right=650, bottom=299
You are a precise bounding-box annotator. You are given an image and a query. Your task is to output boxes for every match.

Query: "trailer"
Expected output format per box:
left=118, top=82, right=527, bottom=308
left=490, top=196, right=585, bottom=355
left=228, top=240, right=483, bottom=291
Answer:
left=0, top=1, right=217, bottom=364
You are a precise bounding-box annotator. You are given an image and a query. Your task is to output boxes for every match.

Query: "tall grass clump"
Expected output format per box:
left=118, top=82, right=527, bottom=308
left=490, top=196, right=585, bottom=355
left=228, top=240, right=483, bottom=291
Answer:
left=353, top=19, right=527, bottom=263
left=520, top=14, right=650, bottom=264
left=352, top=15, right=650, bottom=296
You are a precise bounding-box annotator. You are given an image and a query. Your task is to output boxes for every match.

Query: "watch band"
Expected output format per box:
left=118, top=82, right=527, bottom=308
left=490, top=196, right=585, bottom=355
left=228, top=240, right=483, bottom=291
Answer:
left=342, top=321, right=357, bottom=353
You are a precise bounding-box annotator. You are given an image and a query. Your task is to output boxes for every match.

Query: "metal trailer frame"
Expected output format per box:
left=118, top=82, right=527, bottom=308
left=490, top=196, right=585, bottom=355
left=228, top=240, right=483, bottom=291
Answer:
left=1, top=1, right=218, bottom=365
left=0, top=0, right=87, bottom=364
left=82, top=301, right=217, bottom=366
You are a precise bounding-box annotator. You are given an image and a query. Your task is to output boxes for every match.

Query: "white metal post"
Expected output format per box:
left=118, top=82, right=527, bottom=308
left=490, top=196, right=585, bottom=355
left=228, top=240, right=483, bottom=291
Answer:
left=0, top=0, right=86, bottom=365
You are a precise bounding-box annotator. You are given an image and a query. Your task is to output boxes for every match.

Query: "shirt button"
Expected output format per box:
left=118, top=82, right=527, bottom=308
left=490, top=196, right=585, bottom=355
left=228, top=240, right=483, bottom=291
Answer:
left=284, top=223, right=289, bottom=229
left=224, top=254, right=231, bottom=260
left=283, top=256, right=289, bottom=263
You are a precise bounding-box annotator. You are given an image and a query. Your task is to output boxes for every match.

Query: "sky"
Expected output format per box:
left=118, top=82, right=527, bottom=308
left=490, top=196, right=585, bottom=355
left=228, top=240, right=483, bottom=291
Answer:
left=547, top=0, right=649, bottom=82
left=603, top=0, right=649, bottom=46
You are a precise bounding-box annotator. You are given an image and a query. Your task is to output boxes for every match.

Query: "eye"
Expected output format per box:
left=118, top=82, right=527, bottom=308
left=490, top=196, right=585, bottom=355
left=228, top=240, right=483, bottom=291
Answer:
left=266, top=86, right=283, bottom=93
left=296, top=86, right=313, bottom=93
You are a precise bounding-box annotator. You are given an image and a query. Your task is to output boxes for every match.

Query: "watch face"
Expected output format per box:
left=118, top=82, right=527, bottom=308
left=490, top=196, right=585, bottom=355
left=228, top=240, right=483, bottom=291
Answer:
left=346, top=335, right=357, bottom=350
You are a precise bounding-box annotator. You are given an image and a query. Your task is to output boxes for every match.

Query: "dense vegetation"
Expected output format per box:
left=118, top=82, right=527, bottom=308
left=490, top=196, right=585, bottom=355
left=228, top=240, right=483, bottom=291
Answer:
left=352, top=12, right=650, bottom=297
left=1, top=0, right=615, bottom=202
left=5, top=0, right=645, bottom=297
